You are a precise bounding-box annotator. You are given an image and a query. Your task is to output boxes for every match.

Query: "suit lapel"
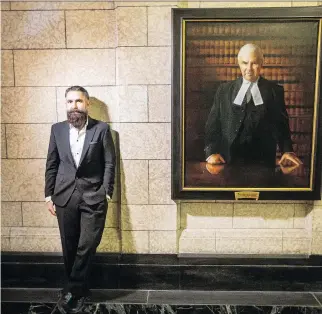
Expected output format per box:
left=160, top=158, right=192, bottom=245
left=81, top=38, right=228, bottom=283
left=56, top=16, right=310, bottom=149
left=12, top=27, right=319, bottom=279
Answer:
left=256, top=77, right=270, bottom=120
left=258, top=77, right=270, bottom=107
left=61, top=122, right=77, bottom=169
left=78, top=116, right=97, bottom=167
left=228, top=78, right=244, bottom=145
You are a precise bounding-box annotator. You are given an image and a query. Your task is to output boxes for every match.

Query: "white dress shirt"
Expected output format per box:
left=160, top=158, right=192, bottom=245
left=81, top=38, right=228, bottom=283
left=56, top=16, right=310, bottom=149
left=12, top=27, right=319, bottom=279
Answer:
left=70, top=120, right=88, bottom=167
left=45, top=119, right=110, bottom=203
left=233, top=78, right=263, bottom=106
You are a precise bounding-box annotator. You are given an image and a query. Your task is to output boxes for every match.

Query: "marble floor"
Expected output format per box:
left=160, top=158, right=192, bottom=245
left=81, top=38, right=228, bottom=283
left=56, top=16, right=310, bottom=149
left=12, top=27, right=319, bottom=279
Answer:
left=3, top=254, right=322, bottom=313
left=2, top=290, right=322, bottom=314
left=2, top=303, right=322, bottom=314
left=2, top=289, right=322, bottom=306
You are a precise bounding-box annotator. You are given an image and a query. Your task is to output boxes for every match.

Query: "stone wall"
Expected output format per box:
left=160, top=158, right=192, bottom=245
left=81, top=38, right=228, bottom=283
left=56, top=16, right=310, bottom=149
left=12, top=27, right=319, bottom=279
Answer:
left=1, top=0, right=321, bottom=255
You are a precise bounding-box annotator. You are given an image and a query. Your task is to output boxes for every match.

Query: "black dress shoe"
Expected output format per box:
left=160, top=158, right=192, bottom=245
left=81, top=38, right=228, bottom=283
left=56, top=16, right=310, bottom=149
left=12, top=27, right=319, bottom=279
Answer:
left=68, top=295, right=87, bottom=314
left=57, top=292, right=73, bottom=314
left=57, top=292, right=87, bottom=314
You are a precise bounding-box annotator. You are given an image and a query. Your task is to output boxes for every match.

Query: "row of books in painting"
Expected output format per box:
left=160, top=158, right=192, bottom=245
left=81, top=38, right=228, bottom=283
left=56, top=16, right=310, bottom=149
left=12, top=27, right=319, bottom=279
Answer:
left=287, top=107, right=314, bottom=116
left=292, top=143, right=312, bottom=157
left=186, top=81, right=307, bottom=97
left=186, top=24, right=315, bottom=39
left=186, top=40, right=316, bottom=63
left=261, top=68, right=303, bottom=85
left=186, top=55, right=313, bottom=67
left=290, top=133, right=312, bottom=145
left=186, top=67, right=306, bottom=88
left=289, top=117, right=312, bottom=133
left=186, top=81, right=308, bottom=97
left=284, top=91, right=309, bottom=106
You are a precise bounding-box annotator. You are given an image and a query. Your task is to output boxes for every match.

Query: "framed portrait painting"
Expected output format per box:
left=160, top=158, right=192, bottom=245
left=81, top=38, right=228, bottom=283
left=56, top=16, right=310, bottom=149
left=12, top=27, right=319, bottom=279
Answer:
left=172, top=7, right=322, bottom=200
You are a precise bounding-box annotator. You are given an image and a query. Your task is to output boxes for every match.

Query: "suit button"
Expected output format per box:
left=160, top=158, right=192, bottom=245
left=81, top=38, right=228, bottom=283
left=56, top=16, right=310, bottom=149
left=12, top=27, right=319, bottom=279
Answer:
left=239, top=120, right=242, bottom=122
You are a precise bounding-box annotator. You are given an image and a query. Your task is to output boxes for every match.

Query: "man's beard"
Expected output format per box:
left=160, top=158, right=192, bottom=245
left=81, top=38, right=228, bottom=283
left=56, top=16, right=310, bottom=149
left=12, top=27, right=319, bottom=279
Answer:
left=67, top=109, right=88, bottom=129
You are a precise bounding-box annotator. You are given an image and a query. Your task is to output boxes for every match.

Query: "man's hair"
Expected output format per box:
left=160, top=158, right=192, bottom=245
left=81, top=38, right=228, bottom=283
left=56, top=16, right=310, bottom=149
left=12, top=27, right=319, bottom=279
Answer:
left=65, top=86, right=90, bottom=100
left=237, top=43, right=264, bottom=64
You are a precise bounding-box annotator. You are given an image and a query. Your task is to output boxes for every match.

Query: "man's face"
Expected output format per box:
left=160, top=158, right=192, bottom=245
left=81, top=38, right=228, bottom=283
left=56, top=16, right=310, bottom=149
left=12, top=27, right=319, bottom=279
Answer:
left=66, top=90, right=89, bottom=128
left=238, top=50, right=262, bottom=82
left=66, top=90, right=89, bottom=113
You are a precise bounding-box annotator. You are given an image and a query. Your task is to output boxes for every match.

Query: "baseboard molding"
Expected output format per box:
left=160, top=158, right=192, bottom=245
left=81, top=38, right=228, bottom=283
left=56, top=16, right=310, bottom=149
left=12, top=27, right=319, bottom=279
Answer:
left=2, top=252, right=322, bottom=303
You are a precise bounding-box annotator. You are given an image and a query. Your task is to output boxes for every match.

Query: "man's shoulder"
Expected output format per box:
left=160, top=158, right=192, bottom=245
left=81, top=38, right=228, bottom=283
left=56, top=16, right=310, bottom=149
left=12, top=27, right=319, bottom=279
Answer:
left=89, top=117, right=111, bottom=131
left=51, top=121, right=67, bottom=130
left=222, top=77, right=241, bottom=88
left=216, top=78, right=241, bottom=94
left=260, top=77, right=284, bottom=91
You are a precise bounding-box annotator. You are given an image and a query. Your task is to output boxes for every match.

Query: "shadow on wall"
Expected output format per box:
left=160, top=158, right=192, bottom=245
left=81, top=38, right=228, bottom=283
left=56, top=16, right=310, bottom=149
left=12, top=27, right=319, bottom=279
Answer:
left=87, top=96, right=140, bottom=294
left=90, top=97, right=148, bottom=254
left=88, top=97, right=110, bottom=123
left=87, top=96, right=125, bottom=254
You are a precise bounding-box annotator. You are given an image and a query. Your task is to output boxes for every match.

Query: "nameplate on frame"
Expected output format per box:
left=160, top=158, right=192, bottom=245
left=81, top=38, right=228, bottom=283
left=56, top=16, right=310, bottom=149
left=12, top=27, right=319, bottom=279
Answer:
left=234, top=191, right=260, bottom=200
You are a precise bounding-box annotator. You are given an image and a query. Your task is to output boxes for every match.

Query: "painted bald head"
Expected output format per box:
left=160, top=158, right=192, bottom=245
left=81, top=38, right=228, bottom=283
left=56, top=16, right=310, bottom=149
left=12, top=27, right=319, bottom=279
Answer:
left=237, top=44, right=263, bottom=82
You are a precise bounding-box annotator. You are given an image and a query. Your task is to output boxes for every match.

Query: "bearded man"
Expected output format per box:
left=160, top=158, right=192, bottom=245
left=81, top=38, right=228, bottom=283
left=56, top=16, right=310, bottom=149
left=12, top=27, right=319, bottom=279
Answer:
left=45, top=86, right=116, bottom=313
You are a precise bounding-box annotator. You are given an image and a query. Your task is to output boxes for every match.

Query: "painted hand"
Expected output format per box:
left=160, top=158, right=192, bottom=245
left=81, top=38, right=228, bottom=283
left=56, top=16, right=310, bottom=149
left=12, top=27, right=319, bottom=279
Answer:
left=280, top=163, right=301, bottom=175
left=206, top=163, right=225, bottom=175
left=279, top=152, right=303, bottom=167
left=206, top=154, right=226, bottom=165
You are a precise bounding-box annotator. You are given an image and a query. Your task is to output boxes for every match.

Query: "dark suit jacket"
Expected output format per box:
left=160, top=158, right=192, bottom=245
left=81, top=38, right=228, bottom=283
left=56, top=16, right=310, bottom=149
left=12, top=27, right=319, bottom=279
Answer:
left=204, top=76, right=293, bottom=166
left=45, top=116, right=116, bottom=207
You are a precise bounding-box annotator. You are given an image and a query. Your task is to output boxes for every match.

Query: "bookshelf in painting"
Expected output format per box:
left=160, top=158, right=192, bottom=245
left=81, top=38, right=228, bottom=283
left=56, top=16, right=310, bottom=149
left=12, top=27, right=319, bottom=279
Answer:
left=184, top=21, right=317, bottom=166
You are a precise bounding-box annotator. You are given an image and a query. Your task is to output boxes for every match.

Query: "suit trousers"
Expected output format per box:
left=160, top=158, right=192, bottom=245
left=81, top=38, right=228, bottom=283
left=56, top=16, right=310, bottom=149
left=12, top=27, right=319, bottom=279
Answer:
left=55, top=188, right=108, bottom=297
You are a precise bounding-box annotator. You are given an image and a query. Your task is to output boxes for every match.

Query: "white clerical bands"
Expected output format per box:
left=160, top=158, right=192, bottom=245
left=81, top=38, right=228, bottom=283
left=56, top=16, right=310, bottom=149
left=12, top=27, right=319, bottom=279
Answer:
left=233, top=81, right=263, bottom=106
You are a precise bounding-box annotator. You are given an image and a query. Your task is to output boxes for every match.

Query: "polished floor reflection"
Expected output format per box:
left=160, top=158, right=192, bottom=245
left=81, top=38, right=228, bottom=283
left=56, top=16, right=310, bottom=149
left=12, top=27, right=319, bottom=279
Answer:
left=2, top=290, right=322, bottom=313
left=2, top=302, right=322, bottom=314
left=2, top=254, right=322, bottom=313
